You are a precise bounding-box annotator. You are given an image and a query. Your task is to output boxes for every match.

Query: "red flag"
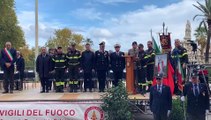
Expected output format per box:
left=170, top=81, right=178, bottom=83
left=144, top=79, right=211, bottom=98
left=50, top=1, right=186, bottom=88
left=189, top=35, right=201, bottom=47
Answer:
left=153, top=60, right=175, bottom=95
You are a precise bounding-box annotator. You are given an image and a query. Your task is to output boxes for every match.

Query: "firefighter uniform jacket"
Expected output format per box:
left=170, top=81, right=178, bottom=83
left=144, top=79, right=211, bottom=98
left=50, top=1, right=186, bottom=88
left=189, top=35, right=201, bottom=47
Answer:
left=137, top=50, right=147, bottom=68
left=144, top=48, right=155, bottom=65
left=172, top=46, right=188, bottom=64
left=52, top=53, right=67, bottom=69
left=66, top=50, right=81, bottom=67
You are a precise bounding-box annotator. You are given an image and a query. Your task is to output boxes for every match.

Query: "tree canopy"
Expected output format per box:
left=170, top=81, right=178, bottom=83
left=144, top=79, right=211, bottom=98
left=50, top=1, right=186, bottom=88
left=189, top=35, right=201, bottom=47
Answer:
left=45, top=28, right=84, bottom=52
left=0, top=0, right=25, bottom=49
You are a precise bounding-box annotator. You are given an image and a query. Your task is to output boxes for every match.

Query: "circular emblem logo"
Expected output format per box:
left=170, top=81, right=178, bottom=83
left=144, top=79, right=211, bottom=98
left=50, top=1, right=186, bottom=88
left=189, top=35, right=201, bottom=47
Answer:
left=84, top=106, right=104, bottom=120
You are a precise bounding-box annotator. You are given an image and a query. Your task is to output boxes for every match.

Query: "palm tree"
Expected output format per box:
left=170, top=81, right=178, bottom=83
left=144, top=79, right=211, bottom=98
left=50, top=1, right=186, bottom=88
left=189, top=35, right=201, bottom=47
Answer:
left=193, top=0, right=211, bottom=63
left=194, top=27, right=207, bottom=58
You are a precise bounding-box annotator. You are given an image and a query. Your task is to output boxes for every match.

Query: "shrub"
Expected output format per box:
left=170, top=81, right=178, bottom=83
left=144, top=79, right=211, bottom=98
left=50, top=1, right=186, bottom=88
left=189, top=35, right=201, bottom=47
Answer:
left=101, top=82, right=132, bottom=120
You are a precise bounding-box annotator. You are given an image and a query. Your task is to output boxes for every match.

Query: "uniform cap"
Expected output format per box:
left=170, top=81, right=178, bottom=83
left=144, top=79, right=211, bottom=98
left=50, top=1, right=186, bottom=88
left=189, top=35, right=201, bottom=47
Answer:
left=99, top=41, right=105, bottom=46
left=156, top=73, right=163, bottom=80
left=114, top=43, right=121, bottom=48
left=191, top=72, right=198, bottom=78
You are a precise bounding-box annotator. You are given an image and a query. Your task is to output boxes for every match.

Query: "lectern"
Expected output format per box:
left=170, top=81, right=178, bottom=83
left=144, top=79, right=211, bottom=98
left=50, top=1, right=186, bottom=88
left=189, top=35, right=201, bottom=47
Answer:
left=125, top=55, right=135, bottom=94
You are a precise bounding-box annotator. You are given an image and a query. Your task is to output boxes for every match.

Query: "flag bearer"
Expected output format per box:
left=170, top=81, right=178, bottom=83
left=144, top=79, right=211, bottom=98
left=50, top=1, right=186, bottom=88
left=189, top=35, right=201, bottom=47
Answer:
left=145, top=41, right=155, bottom=92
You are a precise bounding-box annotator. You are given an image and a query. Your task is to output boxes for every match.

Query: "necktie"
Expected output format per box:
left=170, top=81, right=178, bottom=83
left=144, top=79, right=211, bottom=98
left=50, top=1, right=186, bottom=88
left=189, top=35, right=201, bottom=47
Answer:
left=194, top=84, right=199, bottom=96
left=158, top=85, right=161, bottom=93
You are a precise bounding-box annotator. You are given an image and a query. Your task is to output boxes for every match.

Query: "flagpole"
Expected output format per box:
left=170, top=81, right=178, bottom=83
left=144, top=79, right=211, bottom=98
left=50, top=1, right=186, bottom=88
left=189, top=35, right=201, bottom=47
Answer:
left=35, top=0, right=39, bottom=81
left=177, top=52, right=186, bottom=120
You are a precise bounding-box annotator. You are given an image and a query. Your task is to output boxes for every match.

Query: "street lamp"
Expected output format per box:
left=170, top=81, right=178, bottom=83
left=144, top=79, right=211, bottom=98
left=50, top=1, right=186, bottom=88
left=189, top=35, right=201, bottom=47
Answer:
left=35, top=0, right=39, bottom=81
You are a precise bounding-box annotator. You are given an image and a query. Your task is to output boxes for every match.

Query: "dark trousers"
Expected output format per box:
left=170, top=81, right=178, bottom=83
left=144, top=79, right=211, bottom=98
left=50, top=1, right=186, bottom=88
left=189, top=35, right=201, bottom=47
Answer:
left=153, top=111, right=167, bottom=120
left=40, top=77, right=49, bottom=92
left=3, top=68, right=14, bottom=92
left=69, top=66, right=79, bottom=91
left=138, top=67, right=146, bottom=92
left=147, top=64, right=154, bottom=90
left=84, top=72, right=93, bottom=91
left=113, top=71, right=123, bottom=87
left=15, top=72, right=24, bottom=90
left=187, top=113, right=205, bottom=120
left=97, top=70, right=106, bottom=91
left=55, top=68, right=65, bottom=91
left=48, top=80, right=53, bottom=90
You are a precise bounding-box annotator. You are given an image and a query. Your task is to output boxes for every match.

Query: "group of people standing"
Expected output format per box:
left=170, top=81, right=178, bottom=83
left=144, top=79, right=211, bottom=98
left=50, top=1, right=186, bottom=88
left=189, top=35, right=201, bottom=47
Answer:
left=0, top=39, right=191, bottom=94
left=36, top=41, right=125, bottom=93
left=0, top=40, right=210, bottom=120
left=131, top=39, right=189, bottom=95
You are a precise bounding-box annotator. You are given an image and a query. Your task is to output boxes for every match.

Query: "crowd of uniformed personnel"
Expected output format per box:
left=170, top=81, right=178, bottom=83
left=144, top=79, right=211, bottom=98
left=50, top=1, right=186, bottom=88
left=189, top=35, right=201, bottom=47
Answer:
left=0, top=39, right=189, bottom=94
left=35, top=38, right=190, bottom=94
left=0, top=40, right=210, bottom=119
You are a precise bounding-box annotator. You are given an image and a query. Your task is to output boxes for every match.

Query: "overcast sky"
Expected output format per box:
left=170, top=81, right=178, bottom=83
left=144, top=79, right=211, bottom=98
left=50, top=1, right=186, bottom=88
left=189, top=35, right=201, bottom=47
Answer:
left=15, top=0, right=203, bottom=51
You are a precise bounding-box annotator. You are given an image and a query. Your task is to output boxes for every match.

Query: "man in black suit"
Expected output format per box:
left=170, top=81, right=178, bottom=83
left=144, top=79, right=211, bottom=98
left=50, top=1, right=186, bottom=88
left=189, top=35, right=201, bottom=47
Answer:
left=36, top=47, right=52, bottom=93
left=0, top=42, right=17, bottom=94
left=181, top=72, right=209, bottom=120
left=15, top=51, right=25, bottom=90
left=110, top=43, right=125, bottom=87
left=150, top=73, right=172, bottom=120
left=81, top=43, right=95, bottom=92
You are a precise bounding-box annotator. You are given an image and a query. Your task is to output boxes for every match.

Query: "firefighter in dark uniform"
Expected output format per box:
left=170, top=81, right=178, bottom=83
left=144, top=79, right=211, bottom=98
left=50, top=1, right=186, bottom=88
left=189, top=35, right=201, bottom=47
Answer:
left=110, top=43, right=125, bottom=87
left=81, top=43, right=95, bottom=92
left=52, top=47, right=67, bottom=92
left=137, top=44, right=147, bottom=94
left=172, top=39, right=188, bottom=94
left=95, top=41, right=109, bottom=92
left=66, top=42, right=81, bottom=92
left=145, top=41, right=155, bottom=92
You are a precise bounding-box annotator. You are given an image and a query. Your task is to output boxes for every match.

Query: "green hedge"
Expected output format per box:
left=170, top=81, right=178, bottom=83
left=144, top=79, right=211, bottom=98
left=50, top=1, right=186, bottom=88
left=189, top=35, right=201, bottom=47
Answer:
left=169, top=98, right=185, bottom=120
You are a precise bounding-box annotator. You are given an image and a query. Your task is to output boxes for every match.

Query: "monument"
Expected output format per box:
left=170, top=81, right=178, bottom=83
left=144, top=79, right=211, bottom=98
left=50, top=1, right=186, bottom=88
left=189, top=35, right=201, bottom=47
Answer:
left=182, top=20, right=204, bottom=64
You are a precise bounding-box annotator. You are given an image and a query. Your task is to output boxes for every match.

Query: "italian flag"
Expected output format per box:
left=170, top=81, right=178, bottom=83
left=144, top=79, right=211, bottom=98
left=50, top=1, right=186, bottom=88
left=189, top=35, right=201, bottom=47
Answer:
left=176, top=55, right=184, bottom=91
left=152, top=35, right=161, bottom=54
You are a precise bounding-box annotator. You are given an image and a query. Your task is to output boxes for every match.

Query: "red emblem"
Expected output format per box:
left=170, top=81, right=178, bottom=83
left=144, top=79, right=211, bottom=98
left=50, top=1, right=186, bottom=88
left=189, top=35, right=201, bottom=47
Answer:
left=84, top=106, right=104, bottom=120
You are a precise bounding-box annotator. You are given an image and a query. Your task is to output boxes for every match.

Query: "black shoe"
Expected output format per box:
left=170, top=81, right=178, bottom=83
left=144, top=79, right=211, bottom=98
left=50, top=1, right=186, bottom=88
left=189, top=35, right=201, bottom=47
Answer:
left=99, top=90, right=102, bottom=92
left=40, top=91, right=45, bottom=93
left=69, top=89, right=73, bottom=92
left=46, top=90, right=49, bottom=93
left=60, top=90, right=64, bottom=93
left=10, top=91, right=13, bottom=94
left=89, top=89, right=92, bottom=92
left=2, top=91, right=8, bottom=94
left=84, top=89, right=87, bottom=92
